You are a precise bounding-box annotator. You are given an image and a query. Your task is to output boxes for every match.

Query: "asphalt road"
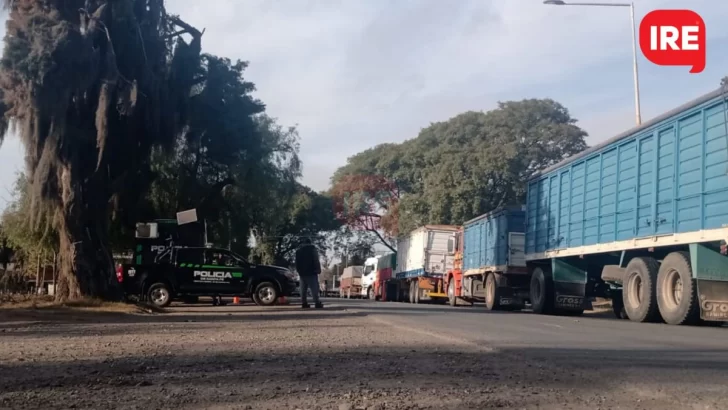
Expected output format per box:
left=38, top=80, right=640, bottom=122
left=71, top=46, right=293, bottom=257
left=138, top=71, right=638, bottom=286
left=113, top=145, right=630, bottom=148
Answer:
left=3, top=297, right=727, bottom=409
left=327, top=297, right=728, bottom=387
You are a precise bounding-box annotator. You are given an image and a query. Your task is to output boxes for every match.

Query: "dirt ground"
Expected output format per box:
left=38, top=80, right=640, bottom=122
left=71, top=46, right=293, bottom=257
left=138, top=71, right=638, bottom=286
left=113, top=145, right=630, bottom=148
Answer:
left=0, top=299, right=723, bottom=410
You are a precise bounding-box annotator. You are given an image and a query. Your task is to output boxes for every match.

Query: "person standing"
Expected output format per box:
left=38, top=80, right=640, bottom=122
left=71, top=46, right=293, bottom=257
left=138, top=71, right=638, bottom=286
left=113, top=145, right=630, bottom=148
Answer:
left=295, top=237, right=323, bottom=309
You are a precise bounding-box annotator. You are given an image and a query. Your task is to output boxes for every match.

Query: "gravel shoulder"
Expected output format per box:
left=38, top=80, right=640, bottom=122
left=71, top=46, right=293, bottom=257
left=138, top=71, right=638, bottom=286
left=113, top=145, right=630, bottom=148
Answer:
left=0, top=299, right=725, bottom=410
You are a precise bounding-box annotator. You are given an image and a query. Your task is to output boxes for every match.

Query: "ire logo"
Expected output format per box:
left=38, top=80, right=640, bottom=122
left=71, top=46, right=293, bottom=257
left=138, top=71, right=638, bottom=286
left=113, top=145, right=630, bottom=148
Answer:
left=639, top=9, right=706, bottom=74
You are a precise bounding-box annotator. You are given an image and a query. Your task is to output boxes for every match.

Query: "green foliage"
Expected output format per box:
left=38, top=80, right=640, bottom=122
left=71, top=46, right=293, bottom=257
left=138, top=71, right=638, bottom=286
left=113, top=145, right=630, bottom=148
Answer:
left=1, top=173, right=58, bottom=270
left=251, top=183, right=341, bottom=267
left=0, top=1, right=340, bottom=299
left=332, top=99, right=588, bottom=236
left=329, top=174, right=398, bottom=250
left=326, top=226, right=376, bottom=268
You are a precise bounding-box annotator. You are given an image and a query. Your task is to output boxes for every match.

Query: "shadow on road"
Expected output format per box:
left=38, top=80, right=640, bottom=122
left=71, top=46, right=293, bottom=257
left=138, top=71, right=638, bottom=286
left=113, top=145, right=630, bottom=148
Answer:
left=1, top=344, right=727, bottom=409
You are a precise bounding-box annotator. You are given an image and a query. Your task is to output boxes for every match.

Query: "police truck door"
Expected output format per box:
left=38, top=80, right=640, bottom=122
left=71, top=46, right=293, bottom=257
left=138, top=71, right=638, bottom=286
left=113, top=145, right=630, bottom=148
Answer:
left=174, top=248, right=211, bottom=293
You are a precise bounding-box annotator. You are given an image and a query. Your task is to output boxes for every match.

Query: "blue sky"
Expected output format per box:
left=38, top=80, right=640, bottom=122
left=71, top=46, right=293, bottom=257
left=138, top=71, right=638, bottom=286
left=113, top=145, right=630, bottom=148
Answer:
left=1, top=0, right=727, bottom=212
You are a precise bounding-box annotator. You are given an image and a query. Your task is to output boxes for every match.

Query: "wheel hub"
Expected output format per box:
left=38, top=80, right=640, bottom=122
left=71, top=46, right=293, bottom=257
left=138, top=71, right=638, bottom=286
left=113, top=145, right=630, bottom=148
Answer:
left=258, top=287, right=275, bottom=303
left=151, top=288, right=168, bottom=305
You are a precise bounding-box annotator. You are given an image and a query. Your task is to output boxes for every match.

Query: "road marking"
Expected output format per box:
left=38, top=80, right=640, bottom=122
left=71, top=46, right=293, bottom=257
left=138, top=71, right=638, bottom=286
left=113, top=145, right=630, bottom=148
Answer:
left=543, top=323, right=564, bottom=329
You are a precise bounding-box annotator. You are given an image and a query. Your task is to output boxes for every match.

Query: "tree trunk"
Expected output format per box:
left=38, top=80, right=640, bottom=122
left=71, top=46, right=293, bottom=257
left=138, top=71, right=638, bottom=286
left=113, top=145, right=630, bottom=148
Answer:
left=52, top=251, right=57, bottom=295
left=35, top=251, right=43, bottom=295
left=54, top=166, right=121, bottom=302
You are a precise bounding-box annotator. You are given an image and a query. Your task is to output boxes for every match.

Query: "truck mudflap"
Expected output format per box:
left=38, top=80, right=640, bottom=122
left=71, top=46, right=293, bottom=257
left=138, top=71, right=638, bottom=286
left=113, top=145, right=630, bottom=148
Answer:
left=691, top=243, right=728, bottom=322
left=697, top=280, right=728, bottom=321
left=551, top=258, right=591, bottom=311
left=495, top=286, right=526, bottom=309
left=553, top=282, right=592, bottom=311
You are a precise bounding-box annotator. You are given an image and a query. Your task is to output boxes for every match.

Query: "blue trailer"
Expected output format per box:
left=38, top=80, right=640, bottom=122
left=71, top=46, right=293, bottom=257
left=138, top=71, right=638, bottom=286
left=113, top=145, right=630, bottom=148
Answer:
left=447, top=206, right=529, bottom=310
left=524, top=87, right=728, bottom=325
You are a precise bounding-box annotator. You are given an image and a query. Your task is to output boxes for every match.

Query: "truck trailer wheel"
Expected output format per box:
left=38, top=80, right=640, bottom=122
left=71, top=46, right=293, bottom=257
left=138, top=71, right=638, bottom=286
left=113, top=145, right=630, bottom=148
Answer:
left=147, top=282, right=172, bottom=308
left=611, top=291, right=628, bottom=319
left=413, top=281, right=420, bottom=304
left=623, top=257, right=661, bottom=323
left=252, top=282, right=279, bottom=306
left=484, top=273, right=501, bottom=311
left=448, top=280, right=456, bottom=307
left=530, top=267, right=554, bottom=315
left=656, top=252, right=700, bottom=326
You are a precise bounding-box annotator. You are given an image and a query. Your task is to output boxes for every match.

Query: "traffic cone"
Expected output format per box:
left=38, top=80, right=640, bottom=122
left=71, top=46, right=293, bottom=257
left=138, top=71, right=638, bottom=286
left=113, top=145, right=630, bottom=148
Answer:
left=277, top=296, right=289, bottom=305
left=233, top=296, right=240, bottom=305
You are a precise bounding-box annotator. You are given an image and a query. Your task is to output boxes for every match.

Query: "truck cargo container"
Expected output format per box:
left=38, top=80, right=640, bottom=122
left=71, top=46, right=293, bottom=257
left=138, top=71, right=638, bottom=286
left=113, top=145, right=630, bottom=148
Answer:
left=523, top=87, right=728, bottom=325
left=339, top=266, right=364, bottom=299
left=444, top=206, right=528, bottom=310
left=373, top=252, right=397, bottom=301
left=394, top=225, right=460, bottom=303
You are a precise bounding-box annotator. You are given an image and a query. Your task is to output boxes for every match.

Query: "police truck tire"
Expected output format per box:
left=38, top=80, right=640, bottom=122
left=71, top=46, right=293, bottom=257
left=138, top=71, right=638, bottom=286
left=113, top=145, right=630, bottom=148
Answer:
left=408, top=281, right=414, bottom=304
left=530, top=267, right=553, bottom=315
left=147, top=282, right=172, bottom=308
left=623, top=257, right=661, bottom=323
left=252, top=282, right=279, bottom=306
left=414, top=281, right=420, bottom=304
left=484, top=273, right=501, bottom=311
left=656, top=251, right=700, bottom=326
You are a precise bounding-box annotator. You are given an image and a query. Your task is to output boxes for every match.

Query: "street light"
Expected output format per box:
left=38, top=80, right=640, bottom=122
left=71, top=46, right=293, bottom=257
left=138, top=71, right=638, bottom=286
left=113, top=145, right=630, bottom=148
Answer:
left=544, top=0, right=642, bottom=125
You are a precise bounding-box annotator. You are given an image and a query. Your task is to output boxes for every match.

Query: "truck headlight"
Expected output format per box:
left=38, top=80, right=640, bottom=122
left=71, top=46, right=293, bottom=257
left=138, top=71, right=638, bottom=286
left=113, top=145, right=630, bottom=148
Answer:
left=283, top=270, right=296, bottom=280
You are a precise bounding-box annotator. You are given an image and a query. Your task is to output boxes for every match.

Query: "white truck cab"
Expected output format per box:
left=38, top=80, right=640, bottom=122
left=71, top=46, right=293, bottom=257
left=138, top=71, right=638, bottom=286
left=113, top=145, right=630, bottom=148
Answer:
left=361, top=256, right=380, bottom=299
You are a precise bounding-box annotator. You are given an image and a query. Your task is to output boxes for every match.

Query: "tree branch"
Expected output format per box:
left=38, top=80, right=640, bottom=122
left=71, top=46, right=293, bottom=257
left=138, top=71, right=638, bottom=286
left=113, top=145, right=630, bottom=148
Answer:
left=170, top=16, right=203, bottom=40
left=368, top=227, right=396, bottom=253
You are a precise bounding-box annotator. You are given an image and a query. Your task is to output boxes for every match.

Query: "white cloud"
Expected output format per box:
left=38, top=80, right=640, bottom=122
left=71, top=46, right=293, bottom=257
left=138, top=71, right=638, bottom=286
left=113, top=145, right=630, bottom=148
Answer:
left=1, top=0, right=727, bottom=212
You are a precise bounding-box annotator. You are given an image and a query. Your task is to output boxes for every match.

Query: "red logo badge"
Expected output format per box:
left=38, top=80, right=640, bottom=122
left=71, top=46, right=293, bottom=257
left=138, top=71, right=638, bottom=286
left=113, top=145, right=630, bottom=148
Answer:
left=639, top=10, right=705, bottom=74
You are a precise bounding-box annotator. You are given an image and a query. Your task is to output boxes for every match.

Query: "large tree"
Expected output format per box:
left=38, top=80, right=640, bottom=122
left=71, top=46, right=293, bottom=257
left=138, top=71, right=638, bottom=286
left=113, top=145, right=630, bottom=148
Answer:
left=251, top=183, right=341, bottom=267
left=329, top=173, right=398, bottom=251
left=0, top=0, right=204, bottom=300
left=332, top=98, right=588, bottom=236
left=1, top=172, right=59, bottom=270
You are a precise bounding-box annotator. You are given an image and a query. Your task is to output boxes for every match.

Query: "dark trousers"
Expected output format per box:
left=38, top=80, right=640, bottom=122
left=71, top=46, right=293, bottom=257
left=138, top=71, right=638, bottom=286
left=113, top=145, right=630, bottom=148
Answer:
left=300, top=275, right=320, bottom=305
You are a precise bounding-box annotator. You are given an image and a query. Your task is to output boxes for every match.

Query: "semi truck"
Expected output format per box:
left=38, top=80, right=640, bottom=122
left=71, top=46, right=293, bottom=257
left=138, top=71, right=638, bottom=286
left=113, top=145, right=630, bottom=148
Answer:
left=393, top=225, right=460, bottom=304
left=373, top=253, right=397, bottom=301
left=361, top=256, right=380, bottom=299
left=443, top=86, right=728, bottom=326
left=339, top=265, right=364, bottom=298
left=444, top=206, right=528, bottom=309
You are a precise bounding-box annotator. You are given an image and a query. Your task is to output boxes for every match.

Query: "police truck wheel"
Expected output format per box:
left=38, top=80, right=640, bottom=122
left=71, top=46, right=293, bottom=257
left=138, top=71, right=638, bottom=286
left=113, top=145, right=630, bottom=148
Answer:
left=252, top=282, right=279, bottom=306
left=367, top=287, right=373, bottom=300
left=147, top=282, right=172, bottom=308
left=485, top=273, right=501, bottom=311
left=656, top=252, right=700, bottom=326
left=408, top=281, right=414, bottom=304
left=623, top=257, right=661, bottom=323
left=529, top=267, right=553, bottom=315
left=414, top=281, right=420, bottom=304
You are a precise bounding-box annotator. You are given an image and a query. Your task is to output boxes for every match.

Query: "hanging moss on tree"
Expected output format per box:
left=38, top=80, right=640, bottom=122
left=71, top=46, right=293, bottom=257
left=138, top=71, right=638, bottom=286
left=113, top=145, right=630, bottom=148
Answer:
left=0, top=0, right=205, bottom=301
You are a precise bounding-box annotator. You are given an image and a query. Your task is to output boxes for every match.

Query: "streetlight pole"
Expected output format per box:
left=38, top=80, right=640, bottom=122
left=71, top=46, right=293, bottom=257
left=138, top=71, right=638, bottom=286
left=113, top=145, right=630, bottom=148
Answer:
left=544, top=1, right=642, bottom=125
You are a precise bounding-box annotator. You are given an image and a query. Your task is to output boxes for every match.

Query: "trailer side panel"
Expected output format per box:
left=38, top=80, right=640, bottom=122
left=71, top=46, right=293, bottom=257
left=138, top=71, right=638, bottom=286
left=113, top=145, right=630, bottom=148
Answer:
left=526, top=94, right=728, bottom=260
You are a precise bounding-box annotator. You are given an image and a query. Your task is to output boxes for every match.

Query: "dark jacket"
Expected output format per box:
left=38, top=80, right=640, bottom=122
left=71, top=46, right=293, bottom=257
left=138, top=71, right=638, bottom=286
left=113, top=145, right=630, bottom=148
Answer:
left=295, top=244, right=321, bottom=277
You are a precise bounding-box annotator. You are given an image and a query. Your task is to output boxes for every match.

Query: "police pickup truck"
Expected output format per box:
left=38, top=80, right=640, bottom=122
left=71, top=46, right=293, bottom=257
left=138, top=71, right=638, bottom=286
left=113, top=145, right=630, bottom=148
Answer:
left=117, top=245, right=299, bottom=308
